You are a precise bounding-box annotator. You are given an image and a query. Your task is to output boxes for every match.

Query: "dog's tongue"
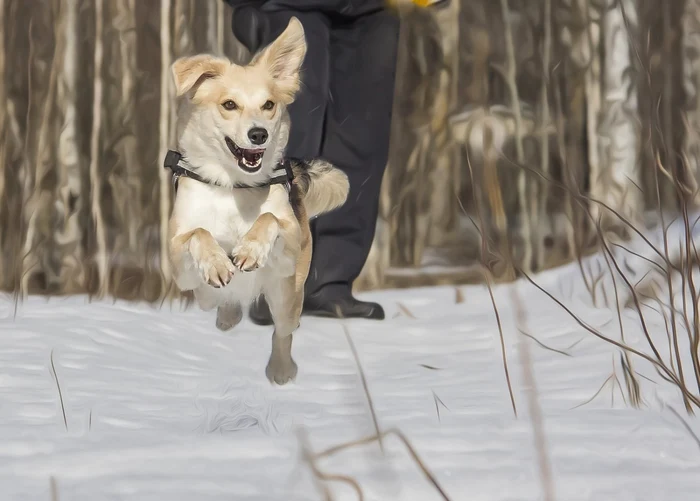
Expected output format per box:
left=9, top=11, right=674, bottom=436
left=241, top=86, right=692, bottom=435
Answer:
left=242, top=149, right=264, bottom=163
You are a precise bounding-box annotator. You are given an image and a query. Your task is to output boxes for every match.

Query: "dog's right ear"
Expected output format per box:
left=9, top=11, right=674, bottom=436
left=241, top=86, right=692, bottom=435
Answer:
left=253, top=17, right=306, bottom=103
left=171, top=55, right=228, bottom=97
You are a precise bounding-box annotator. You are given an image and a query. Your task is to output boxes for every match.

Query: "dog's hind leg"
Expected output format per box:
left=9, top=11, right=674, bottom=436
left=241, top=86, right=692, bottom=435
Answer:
left=216, top=302, right=243, bottom=331
left=263, top=276, right=303, bottom=385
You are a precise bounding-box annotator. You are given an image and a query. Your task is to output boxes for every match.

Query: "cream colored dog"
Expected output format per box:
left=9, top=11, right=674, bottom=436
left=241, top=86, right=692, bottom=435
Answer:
left=166, top=18, right=349, bottom=385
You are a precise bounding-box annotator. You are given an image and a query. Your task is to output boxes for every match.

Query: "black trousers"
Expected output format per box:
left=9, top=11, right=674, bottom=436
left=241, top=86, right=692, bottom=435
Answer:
left=232, top=7, right=400, bottom=297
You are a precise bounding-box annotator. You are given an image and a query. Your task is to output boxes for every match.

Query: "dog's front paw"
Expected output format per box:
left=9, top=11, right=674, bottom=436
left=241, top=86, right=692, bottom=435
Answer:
left=265, top=354, right=298, bottom=385
left=231, top=237, right=273, bottom=272
left=197, top=247, right=236, bottom=288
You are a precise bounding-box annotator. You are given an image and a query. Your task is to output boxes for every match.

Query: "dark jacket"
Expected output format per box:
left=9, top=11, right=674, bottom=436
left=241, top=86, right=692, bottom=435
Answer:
left=224, top=0, right=386, bottom=17
left=224, top=0, right=388, bottom=54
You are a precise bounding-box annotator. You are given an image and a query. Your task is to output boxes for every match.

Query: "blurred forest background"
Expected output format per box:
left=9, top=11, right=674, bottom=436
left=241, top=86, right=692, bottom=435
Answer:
left=0, top=0, right=698, bottom=303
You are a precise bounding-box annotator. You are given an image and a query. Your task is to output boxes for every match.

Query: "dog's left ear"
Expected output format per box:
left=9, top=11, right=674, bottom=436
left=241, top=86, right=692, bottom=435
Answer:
left=254, top=17, right=307, bottom=103
left=171, top=55, right=228, bottom=97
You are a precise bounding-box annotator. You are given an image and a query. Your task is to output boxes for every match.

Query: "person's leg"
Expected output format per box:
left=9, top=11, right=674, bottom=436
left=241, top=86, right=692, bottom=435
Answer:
left=233, top=8, right=331, bottom=159
left=302, top=10, right=400, bottom=318
left=231, top=8, right=331, bottom=324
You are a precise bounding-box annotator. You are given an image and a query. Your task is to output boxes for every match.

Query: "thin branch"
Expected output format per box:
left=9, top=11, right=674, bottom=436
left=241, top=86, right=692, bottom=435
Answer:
left=520, top=330, right=572, bottom=357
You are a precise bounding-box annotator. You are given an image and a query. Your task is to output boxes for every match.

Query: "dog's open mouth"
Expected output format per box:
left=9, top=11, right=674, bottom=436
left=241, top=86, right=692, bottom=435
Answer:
left=225, top=137, right=265, bottom=173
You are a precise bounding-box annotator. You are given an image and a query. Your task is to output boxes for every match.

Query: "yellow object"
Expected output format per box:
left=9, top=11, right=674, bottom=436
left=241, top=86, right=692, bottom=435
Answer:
left=386, top=0, right=433, bottom=8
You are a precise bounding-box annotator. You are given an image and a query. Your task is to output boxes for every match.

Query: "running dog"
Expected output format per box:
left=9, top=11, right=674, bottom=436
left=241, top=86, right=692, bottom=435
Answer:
left=165, top=17, right=349, bottom=385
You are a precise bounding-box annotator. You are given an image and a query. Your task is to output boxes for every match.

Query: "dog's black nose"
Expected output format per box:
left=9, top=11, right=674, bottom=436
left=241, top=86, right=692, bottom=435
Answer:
left=248, top=127, right=268, bottom=145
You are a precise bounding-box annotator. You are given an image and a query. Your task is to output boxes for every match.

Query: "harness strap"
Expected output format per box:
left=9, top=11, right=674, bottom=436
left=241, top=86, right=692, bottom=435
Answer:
left=163, top=150, right=294, bottom=192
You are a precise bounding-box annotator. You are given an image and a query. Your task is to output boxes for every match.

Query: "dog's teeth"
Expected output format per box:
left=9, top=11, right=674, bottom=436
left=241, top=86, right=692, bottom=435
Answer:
left=243, top=158, right=261, bottom=168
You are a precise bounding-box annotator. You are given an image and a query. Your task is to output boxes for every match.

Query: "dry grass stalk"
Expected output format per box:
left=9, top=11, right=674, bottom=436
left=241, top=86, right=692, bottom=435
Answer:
left=49, top=349, right=68, bottom=431
left=576, top=210, right=644, bottom=407
left=50, top=476, right=59, bottom=501
left=510, top=286, right=556, bottom=501
left=571, top=373, right=615, bottom=410
left=303, top=427, right=452, bottom=501
left=397, top=302, right=417, bottom=318
left=508, top=150, right=699, bottom=407
left=298, top=429, right=362, bottom=500
left=342, top=323, right=384, bottom=453
left=432, top=390, right=449, bottom=422
left=519, top=265, right=700, bottom=409
left=666, top=403, right=700, bottom=450
left=520, top=331, right=572, bottom=358
left=294, top=319, right=450, bottom=500
left=465, top=136, right=517, bottom=417
left=484, top=267, right=518, bottom=417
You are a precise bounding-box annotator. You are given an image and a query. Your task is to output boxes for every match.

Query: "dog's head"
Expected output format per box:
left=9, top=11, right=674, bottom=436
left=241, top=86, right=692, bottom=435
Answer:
left=171, top=17, right=306, bottom=184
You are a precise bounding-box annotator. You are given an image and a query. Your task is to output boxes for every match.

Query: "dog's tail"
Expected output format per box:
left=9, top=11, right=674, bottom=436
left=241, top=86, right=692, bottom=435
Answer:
left=293, top=159, right=350, bottom=218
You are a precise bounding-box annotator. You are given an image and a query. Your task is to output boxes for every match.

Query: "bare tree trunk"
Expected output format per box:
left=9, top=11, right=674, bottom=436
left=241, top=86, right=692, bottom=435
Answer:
left=55, top=0, right=85, bottom=293
left=428, top=0, right=461, bottom=248
left=158, top=0, right=173, bottom=294
left=0, top=0, right=6, bottom=287
left=206, top=0, right=222, bottom=55
left=584, top=1, right=603, bottom=222
left=500, top=0, right=529, bottom=275
left=117, top=0, right=141, bottom=252
left=597, top=0, right=641, bottom=224
left=21, top=2, right=62, bottom=295
left=89, top=0, right=109, bottom=297
left=535, top=0, right=552, bottom=270
left=557, top=0, right=600, bottom=259
left=683, top=0, right=700, bottom=204
left=638, top=0, right=685, bottom=211
left=1, top=1, right=29, bottom=293
left=217, top=0, right=226, bottom=56
left=101, top=0, right=143, bottom=298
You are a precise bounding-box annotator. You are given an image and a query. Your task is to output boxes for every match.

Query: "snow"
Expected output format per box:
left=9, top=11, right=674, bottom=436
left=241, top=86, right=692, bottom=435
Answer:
left=3, top=224, right=700, bottom=500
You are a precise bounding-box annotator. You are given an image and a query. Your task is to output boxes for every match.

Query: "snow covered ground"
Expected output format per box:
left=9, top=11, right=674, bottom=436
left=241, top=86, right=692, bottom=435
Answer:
left=3, top=237, right=700, bottom=500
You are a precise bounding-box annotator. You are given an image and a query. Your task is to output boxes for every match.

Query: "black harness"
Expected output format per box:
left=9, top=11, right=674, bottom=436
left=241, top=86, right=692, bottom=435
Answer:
left=163, top=149, right=295, bottom=193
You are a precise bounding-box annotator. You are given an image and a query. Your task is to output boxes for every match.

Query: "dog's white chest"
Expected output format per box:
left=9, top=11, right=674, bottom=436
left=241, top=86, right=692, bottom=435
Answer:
left=175, top=180, right=271, bottom=253
left=170, top=178, right=295, bottom=309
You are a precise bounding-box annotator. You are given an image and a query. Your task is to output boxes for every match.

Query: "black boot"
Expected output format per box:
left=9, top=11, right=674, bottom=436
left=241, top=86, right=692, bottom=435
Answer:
left=248, top=288, right=385, bottom=325
left=248, top=296, right=274, bottom=326
left=303, top=287, right=385, bottom=320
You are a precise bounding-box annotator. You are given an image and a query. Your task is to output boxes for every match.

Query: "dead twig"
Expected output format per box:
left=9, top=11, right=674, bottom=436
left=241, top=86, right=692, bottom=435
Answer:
left=520, top=331, right=572, bottom=357
left=397, top=302, right=416, bottom=319
left=342, top=324, right=383, bottom=454
left=49, top=349, right=67, bottom=430
left=571, top=374, right=614, bottom=410
left=312, top=428, right=452, bottom=501
left=432, top=390, right=450, bottom=423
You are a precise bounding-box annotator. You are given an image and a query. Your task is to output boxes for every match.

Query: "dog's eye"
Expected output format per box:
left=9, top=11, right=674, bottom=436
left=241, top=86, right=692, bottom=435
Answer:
left=222, top=100, right=238, bottom=111
left=262, top=100, right=275, bottom=111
